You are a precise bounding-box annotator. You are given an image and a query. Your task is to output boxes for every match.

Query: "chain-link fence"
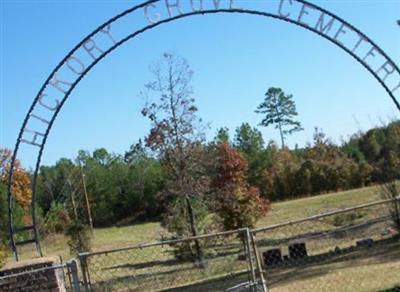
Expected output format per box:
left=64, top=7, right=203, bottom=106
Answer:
left=1, top=198, right=399, bottom=291
left=251, top=198, right=400, bottom=292
left=0, top=259, right=81, bottom=292
left=78, top=228, right=264, bottom=291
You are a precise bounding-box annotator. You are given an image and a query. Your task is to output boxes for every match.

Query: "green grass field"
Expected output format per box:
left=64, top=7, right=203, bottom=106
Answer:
left=258, top=185, right=382, bottom=226
left=28, top=185, right=382, bottom=260
left=13, top=184, right=400, bottom=291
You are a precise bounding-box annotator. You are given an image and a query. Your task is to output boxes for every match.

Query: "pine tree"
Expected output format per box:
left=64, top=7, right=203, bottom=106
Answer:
left=256, top=87, right=303, bottom=148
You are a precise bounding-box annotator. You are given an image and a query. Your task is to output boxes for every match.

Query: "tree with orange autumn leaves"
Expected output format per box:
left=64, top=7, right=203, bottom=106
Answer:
left=0, top=148, right=32, bottom=266
left=0, top=148, right=32, bottom=210
left=211, top=143, right=270, bottom=230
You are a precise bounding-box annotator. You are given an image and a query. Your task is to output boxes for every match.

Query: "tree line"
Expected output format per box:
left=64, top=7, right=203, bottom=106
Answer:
left=1, top=119, right=398, bottom=254
left=1, top=53, right=399, bottom=262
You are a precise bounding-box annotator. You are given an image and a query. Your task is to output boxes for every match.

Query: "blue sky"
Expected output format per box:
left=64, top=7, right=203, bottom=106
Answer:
left=1, top=0, right=400, bottom=168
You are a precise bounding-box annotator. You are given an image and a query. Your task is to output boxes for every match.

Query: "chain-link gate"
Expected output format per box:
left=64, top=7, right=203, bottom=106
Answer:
left=78, top=228, right=263, bottom=291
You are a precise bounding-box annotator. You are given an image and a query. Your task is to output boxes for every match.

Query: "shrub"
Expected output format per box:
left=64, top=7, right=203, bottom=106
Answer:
left=65, top=220, right=91, bottom=257
left=211, top=143, right=270, bottom=230
left=43, top=202, right=71, bottom=234
left=327, top=211, right=365, bottom=227
left=161, top=196, right=212, bottom=263
left=380, top=182, right=400, bottom=231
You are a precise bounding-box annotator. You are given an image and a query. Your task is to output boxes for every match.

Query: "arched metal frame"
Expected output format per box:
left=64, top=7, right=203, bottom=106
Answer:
left=7, top=0, right=400, bottom=260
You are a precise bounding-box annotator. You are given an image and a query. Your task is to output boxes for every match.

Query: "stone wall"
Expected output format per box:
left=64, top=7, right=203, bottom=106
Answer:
left=0, top=256, right=66, bottom=292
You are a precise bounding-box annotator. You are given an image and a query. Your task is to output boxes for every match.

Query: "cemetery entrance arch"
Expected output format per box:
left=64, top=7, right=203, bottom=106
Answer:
left=7, top=0, right=400, bottom=260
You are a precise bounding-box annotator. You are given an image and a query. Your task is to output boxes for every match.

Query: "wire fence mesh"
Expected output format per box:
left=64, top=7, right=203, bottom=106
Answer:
left=1, top=198, right=399, bottom=292
left=79, top=229, right=261, bottom=291
left=251, top=198, right=400, bottom=292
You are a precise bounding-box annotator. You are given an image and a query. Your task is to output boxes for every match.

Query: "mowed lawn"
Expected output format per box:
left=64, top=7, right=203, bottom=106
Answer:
left=19, top=185, right=383, bottom=261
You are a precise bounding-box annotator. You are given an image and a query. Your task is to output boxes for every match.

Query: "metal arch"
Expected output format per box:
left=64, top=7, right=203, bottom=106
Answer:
left=300, top=0, right=400, bottom=110
left=7, top=0, right=400, bottom=260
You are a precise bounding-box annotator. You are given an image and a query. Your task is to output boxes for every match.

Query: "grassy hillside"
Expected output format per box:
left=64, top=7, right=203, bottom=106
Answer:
left=258, top=185, right=382, bottom=226
left=15, top=185, right=382, bottom=261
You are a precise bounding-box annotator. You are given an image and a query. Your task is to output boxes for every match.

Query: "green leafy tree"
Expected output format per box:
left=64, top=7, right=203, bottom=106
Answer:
left=385, top=121, right=400, bottom=152
left=234, top=123, right=264, bottom=155
left=78, top=149, right=128, bottom=226
left=36, top=146, right=165, bottom=230
left=341, top=133, right=366, bottom=163
left=256, top=87, right=303, bottom=148
left=234, top=123, right=266, bottom=186
left=36, top=158, right=76, bottom=216
left=66, top=220, right=91, bottom=257
left=213, top=127, right=230, bottom=145
left=125, top=140, right=165, bottom=219
left=359, top=130, right=381, bottom=160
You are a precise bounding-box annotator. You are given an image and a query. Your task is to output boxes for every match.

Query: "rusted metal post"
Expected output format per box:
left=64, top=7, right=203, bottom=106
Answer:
left=68, top=259, right=81, bottom=292
left=250, top=232, right=268, bottom=292
left=244, top=228, right=257, bottom=287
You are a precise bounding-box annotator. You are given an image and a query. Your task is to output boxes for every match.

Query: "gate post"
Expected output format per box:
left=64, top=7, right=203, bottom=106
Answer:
left=68, top=259, right=81, bottom=292
left=242, top=228, right=257, bottom=289
left=78, top=253, right=90, bottom=291
left=250, top=231, right=268, bottom=292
